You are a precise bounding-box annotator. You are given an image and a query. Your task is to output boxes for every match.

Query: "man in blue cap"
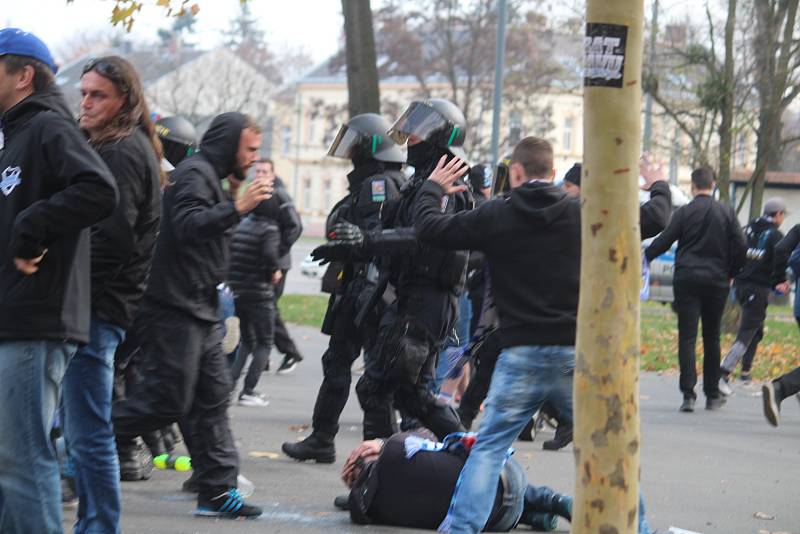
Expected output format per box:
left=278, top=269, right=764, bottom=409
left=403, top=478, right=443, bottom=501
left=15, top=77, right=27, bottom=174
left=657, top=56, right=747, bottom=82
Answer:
left=0, top=28, right=118, bottom=533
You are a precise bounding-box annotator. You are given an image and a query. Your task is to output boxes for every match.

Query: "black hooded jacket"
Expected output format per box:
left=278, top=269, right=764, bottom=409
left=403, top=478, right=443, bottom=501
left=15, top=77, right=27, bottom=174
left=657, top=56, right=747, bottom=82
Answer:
left=91, top=128, right=162, bottom=329
left=415, top=180, right=670, bottom=348
left=253, top=177, right=302, bottom=271
left=228, top=207, right=281, bottom=300
left=0, top=85, right=118, bottom=344
left=142, top=112, right=245, bottom=322
left=736, top=216, right=784, bottom=288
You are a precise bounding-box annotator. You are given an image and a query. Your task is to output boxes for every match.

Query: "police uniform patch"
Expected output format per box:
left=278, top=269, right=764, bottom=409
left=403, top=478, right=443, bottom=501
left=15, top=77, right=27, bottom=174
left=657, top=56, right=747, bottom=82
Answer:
left=371, top=179, right=386, bottom=202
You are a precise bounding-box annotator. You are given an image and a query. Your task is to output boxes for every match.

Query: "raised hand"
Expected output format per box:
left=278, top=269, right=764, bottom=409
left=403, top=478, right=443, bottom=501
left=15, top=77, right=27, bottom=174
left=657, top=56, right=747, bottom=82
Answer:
left=427, top=155, right=469, bottom=195
left=235, top=178, right=273, bottom=215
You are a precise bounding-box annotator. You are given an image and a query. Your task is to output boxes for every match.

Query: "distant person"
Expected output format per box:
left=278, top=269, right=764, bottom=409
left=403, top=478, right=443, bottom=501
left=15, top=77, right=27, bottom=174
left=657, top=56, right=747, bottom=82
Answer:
left=645, top=168, right=747, bottom=412
left=0, top=28, right=118, bottom=533
left=561, top=163, right=581, bottom=198
left=228, top=202, right=282, bottom=407
left=254, top=159, right=305, bottom=373
left=720, top=197, right=786, bottom=394
left=62, top=55, right=163, bottom=534
left=762, top=222, right=800, bottom=426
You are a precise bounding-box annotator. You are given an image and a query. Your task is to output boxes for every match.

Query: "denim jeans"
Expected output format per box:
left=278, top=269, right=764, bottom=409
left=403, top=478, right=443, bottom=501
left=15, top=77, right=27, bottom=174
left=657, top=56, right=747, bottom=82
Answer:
left=0, top=340, right=75, bottom=534
left=62, top=317, right=125, bottom=534
left=448, top=344, right=574, bottom=534
left=487, top=457, right=526, bottom=531
left=433, top=292, right=472, bottom=393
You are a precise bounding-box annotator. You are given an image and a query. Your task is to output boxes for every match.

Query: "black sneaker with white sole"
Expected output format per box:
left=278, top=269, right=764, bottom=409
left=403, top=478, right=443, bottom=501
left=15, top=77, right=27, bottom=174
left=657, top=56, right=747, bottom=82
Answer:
left=277, top=354, right=303, bottom=375
left=196, top=488, right=262, bottom=519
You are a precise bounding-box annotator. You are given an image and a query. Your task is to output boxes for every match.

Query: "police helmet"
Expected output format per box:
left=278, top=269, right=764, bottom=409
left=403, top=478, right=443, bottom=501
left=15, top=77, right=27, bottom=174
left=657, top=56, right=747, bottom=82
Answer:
left=327, top=113, right=406, bottom=164
left=155, top=116, right=198, bottom=167
left=388, top=98, right=468, bottom=161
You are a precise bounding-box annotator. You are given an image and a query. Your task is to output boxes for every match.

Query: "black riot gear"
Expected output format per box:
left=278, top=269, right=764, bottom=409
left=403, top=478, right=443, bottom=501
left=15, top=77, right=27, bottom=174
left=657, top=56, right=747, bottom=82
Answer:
left=282, top=118, right=406, bottom=463
left=155, top=116, right=198, bottom=167
left=388, top=98, right=468, bottom=161
left=327, top=113, right=406, bottom=165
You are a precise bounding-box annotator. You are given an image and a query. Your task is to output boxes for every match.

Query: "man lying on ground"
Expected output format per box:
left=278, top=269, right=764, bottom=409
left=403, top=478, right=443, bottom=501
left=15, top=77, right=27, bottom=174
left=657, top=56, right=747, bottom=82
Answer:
left=339, top=431, right=573, bottom=532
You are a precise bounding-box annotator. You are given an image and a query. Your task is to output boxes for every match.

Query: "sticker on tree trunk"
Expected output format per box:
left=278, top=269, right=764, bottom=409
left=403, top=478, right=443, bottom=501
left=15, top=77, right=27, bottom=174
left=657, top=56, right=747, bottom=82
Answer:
left=584, top=23, right=628, bottom=88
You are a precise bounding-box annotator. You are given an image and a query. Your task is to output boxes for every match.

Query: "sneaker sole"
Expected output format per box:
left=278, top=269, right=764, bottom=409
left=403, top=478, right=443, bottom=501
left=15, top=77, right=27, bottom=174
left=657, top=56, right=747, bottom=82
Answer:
left=194, top=508, right=262, bottom=519
left=762, top=384, right=780, bottom=427
left=277, top=363, right=298, bottom=375
left=238, top=400, right=269, bottom=407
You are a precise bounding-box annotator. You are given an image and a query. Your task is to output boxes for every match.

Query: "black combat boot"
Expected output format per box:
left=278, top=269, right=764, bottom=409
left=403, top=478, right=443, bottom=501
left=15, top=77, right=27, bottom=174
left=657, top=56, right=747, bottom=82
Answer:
left=117, top=436, right=153, bottom=481
left=542, top=423, right=573, bottom=451
left=281, top=434, right=335, bottom=464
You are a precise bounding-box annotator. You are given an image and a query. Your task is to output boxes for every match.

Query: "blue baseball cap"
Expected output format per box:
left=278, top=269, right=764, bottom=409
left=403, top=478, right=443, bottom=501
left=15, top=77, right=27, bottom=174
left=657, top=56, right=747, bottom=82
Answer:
left=0, top=28, right=58, bottom=74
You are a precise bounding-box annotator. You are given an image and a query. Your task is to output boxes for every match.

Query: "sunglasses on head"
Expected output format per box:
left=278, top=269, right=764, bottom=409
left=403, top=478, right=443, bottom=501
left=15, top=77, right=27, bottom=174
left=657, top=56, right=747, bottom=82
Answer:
left=82, top=58, right=129, bottom=93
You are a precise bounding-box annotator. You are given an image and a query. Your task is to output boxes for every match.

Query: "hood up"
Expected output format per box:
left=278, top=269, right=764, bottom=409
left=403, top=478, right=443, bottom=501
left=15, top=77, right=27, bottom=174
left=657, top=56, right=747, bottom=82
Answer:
left=198, top=112, right=245, bottom=180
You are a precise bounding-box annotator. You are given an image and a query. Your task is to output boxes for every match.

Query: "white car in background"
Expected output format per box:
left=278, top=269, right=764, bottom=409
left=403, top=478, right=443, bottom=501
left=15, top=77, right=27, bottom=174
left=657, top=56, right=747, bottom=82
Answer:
left=300, top=253, right=326, bottom=278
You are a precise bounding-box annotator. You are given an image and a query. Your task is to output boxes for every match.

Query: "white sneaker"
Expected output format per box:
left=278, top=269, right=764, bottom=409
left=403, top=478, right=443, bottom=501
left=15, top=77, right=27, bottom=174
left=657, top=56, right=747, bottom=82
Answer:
left=718, top=377, right=733, bottom=397
left=238, top=394, right=269, bottom=407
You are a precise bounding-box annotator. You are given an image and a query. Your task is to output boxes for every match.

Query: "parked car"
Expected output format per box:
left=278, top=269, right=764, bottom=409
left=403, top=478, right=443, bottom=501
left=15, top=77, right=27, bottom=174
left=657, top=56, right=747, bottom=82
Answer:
left=300, top=253, right=326, bottom=278
left=643, top=238, right=676, bottom=303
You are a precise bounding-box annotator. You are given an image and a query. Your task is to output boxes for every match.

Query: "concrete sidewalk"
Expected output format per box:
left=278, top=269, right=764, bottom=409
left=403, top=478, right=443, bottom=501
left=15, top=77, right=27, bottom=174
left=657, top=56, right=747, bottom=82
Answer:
left=73, top=324, right=799, bottom=534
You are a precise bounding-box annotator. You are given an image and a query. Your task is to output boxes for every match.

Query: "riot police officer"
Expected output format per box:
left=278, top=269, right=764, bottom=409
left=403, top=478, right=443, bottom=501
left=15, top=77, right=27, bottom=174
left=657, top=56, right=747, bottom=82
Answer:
left=154, top=115, right=198, bottom=170
left=316, top=99, right=472, bottom=441
left=281, top=113, right=406, bottom=463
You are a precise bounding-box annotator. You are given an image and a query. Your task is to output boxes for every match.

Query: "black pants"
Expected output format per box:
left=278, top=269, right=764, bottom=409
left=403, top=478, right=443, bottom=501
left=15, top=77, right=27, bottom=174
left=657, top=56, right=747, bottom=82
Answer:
left=308, top=292, right=364, bottom=443
left=673, top=279, right=729, bottom=399
left=272, top=271, right=301, bottom=360
left=112, top=303, right=238, bottom=498
left=457, top=329, right=501, bottom=429
left=231, top=295, right=275, bottom=395
left=356, top=289, right=464, bottom=441
left=721, top=282, right=770, bottom=375
left=774, top=366, right=800, bottom=401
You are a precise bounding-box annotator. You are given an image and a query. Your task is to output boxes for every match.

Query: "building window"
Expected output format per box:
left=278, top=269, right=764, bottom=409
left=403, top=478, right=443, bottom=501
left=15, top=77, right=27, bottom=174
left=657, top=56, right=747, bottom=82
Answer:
left=563, top=117, right=574, bottom=152
left=323, top=179, right=332, bottom=210
left=281, top=126, right=292, bottom=156
left=307, top=116, right=316, bottom=144
left=303, top=178, right=313, bottom=212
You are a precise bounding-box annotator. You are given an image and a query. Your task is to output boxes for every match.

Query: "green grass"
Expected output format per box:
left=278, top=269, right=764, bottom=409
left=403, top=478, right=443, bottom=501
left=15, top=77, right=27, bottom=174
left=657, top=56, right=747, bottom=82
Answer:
left=278, top=294, right=799, bottom=380
left=278, top=294, right=328, bottom=328
left=641, top=302, right=798, bottom=380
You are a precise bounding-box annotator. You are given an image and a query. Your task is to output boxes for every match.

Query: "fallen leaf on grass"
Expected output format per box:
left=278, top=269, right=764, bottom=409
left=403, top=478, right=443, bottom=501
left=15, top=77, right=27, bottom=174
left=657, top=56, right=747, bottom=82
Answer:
left=753, top=511, right=775, bottom=520
left=249, top=451, right=280, bottom=460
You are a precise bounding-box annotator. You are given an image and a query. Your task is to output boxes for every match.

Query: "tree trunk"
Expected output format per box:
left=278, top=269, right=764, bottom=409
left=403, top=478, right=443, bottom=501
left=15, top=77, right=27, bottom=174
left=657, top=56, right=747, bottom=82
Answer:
left=341, top=0, right=380, bottom=117
left=574, top=1, right=643, bottom=532
left=717, top=0, right=737, bottom=206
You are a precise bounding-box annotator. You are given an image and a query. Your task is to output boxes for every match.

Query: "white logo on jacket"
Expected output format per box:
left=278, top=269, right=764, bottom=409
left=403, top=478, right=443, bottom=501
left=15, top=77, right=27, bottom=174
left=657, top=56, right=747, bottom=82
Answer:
left=1, top=166, right=21, bottom=196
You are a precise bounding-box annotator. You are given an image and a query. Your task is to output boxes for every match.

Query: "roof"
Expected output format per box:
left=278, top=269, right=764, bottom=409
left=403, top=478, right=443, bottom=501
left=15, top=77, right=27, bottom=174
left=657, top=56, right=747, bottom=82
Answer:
left=732, top=169, right=800, bottom=186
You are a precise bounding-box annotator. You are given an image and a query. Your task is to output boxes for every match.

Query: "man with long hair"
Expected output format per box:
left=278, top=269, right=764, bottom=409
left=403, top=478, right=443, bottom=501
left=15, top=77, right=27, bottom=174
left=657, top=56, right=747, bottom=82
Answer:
left=59, top=56, right=164, bottom=533
left=0, top=29, right=118, bottom=533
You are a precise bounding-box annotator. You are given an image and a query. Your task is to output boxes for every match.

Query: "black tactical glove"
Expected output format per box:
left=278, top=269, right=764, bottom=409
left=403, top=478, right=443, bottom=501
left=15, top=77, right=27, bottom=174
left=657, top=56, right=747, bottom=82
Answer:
left=327, top=222, right=365, bottom=245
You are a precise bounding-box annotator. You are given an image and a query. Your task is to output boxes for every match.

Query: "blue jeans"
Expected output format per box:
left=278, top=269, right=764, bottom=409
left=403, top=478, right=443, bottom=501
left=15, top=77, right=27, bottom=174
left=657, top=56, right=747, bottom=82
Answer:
left=448, top=344, right=574, bottom=534
left=0, top=340, right=75, bottom=534
left=62, top=317, right=125, bottom=534
left=433, top=292, right=472, bottom=393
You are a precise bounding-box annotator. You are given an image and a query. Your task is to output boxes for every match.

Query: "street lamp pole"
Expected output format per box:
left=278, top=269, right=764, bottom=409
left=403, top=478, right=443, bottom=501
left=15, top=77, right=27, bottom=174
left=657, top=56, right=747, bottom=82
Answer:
left=489, top=0, right=508, bottom=170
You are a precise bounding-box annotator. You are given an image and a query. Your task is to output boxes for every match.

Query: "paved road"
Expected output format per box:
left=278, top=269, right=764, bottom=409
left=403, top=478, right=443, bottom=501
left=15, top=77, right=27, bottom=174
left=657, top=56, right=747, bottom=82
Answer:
left=66, top=324, right=800, bottom=534
left=284, top=240, right=325, bottom=296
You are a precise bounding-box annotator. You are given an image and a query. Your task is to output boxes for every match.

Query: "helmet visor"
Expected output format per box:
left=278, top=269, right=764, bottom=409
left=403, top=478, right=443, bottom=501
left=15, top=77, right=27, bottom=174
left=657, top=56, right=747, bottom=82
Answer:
left=387, top=101, right=449, bottom=145
left=326, top=124, right=364, bottom=159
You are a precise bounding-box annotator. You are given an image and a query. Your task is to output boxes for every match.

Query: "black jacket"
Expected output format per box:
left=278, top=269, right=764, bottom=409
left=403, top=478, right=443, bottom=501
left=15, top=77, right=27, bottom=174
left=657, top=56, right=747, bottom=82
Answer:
left=645, top=194, right=747, bottom=288
left=254, top=177, right=302, bottom=271
left=91, top=129, right=162, bottom=329
left=228, top=212, right=281, bottom=299
left=736, top=216, right=784, bottom=288
left=772, top=223, right=800, bottom=284
left=143, top=113, right=246, bottom=322
left=0, top=85, right=118, bottom=344
left=414, top=180, right=670, bottom=348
